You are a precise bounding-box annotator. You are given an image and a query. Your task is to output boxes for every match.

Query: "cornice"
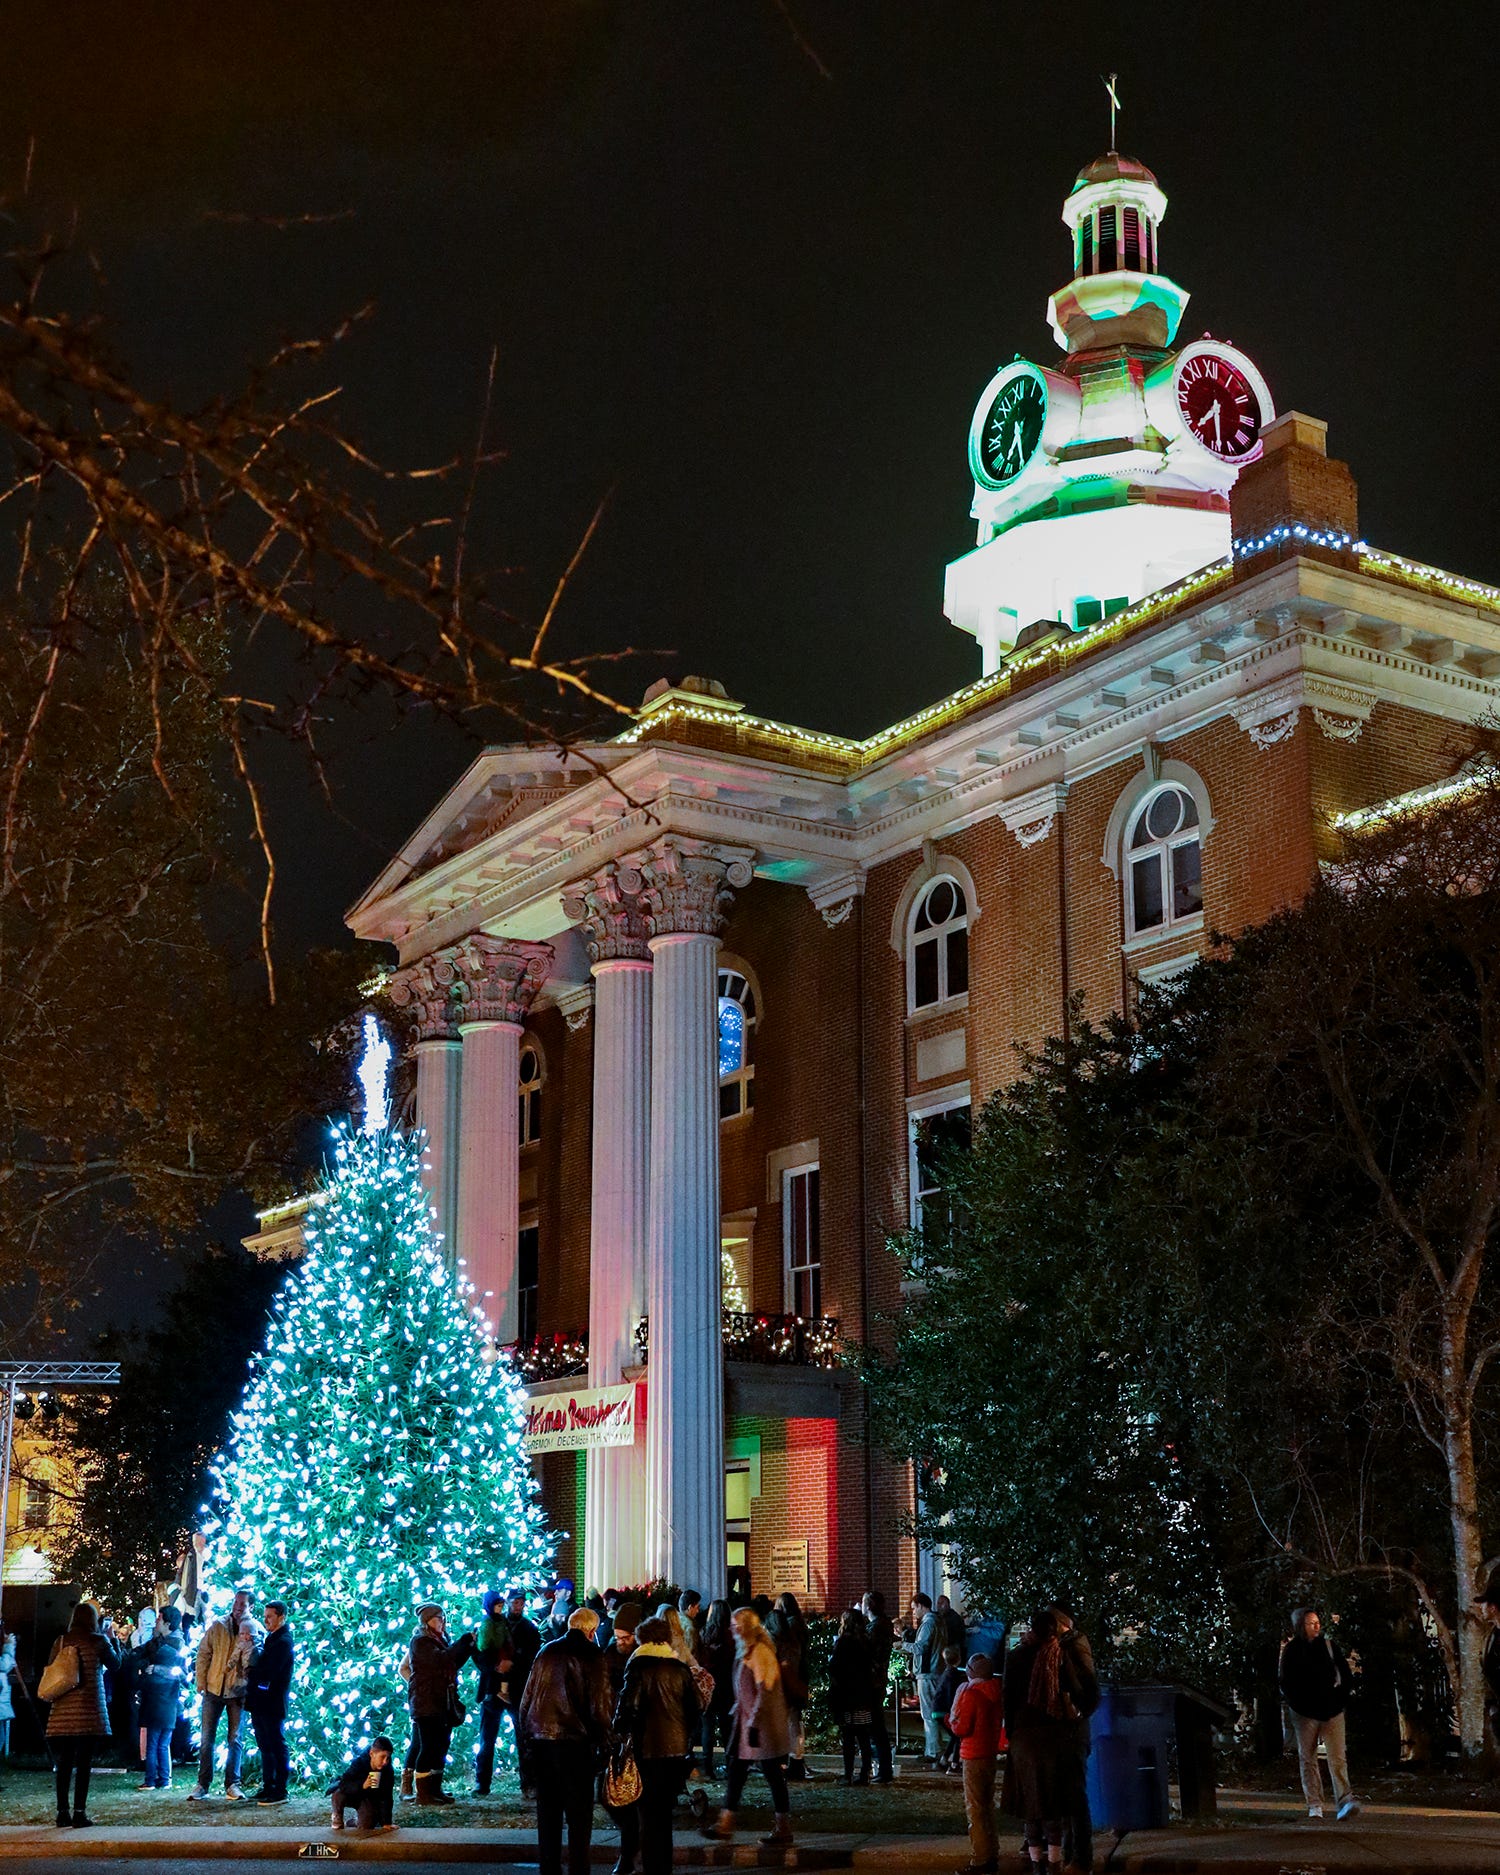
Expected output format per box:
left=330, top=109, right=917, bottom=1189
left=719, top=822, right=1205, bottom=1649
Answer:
left=354, top=558, right=1500, bottom=958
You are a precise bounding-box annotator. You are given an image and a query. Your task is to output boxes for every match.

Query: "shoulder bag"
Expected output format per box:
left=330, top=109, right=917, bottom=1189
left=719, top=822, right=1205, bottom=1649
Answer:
left=604, top=1739, right=642, bottom=1807
left=39, top=1641, right=81, bottom=1703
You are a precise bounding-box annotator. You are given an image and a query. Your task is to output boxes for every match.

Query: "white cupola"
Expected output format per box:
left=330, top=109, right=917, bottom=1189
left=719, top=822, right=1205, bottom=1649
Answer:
left=1047, top=152, right=1189, bottom=354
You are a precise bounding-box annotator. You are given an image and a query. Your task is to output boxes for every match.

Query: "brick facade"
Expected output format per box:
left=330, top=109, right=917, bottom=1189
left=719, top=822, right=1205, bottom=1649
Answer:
left=348, top=412, right=1500, bottom=1615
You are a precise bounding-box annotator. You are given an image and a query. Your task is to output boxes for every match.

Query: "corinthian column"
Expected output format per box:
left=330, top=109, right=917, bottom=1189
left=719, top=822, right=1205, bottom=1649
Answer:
left=641, top=838, right=754, bottom=1600
left=563, top=863, right=653, bottom=1591
left=445, top=935, right=552, bottom=1341
left=386, top=958, right=463, bottom=1263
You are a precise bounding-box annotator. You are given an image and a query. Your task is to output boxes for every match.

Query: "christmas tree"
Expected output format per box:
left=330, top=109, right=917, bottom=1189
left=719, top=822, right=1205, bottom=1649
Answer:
left=203, top=1021, right=553, bottom=1786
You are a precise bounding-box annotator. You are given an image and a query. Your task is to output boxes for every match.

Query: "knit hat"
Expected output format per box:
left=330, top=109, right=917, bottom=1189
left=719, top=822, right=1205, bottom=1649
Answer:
left=482, top=1590, right=504, bottom=1616
left=612, top=1600, right=644, bottom=1634
left=417, top=1603, right=443, bottom=1626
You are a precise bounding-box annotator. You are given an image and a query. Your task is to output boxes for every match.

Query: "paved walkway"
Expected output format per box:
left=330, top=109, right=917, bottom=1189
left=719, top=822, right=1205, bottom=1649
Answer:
left=0, top=1803, right=1497, bottom=1870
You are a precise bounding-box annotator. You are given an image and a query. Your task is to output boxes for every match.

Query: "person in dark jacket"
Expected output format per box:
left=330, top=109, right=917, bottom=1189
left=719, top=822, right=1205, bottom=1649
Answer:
left=1476, top=1569, right=1500, bottom=1755
left=1001, top=1608, right=1096, bottom=1867
left=828, top=1610, right=875, bottom=1785
left=599, top=1602, right=642, bottom=1874
left=697, top=1599, right=734, bottom=1782
left=407, top=1603, right=476, bottom=1806
left=766, top=1592, right=813, bottom=1780
left=472, top=1590, right=514, bottom=1797
left=246, top=1602, right=294, bottom=1806
left=860, top=1591, right=896, bottom=1783
left=1279, top=1607, right=1359, bottom=1820
left=501, top=1588, right=543, bottom=1796
left=518, top=1607, right=612, bottom=1875
left=136, top=1608, right=186, bottom=1791
left=1055, top=1602, right=1100, bottom=1875
left=329, top=1735, right=396, bottom=1830
left=44, top=1600, right=122, bottom=1828
left=614, top=1616, right=697, bottom=1875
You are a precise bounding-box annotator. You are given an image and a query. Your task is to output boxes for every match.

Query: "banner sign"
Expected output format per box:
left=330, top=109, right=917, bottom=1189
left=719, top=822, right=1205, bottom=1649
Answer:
left=523, top=1382, right=639, bottom=1455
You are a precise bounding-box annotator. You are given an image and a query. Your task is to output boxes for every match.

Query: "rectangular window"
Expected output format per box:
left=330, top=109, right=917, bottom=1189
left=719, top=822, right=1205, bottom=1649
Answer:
left=517, top=1222, right=540, bottom=1345
left=911, top=1101, right=971, bottom=1232
left=518, top=1087, right=540, bottom=1146
left=22, top=1479, right=53, bottom=1531
left=1131, top=852, right=1165, bottom=932
left=945, top=929, right=969, bottom=998
left=1171, top=840, right=1203, bottom=919
left=783, top=1165, right=821, bottom=1318
left=1079, top=216, right=1094, bottom=274
left=913, top=935, right=940, bottom=1008
left=1075, top=596, right=1103, bottom=628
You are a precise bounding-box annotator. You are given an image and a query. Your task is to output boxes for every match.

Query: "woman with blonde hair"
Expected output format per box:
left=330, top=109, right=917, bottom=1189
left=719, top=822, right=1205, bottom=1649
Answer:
left=702, top=1607, right=792, bottom=1847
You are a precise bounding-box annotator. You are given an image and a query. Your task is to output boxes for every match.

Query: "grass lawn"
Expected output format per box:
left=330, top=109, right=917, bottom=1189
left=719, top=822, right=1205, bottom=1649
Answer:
left=0, top=1760, right=975, bottom=1836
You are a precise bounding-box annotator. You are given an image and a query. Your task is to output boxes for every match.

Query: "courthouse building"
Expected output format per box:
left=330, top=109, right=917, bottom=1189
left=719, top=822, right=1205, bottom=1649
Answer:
left=342, top=148, right=1500, bottom=1609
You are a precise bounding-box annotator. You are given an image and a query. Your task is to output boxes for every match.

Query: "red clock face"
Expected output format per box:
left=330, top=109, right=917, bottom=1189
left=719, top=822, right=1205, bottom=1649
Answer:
left=1176, top=350, right=1262, bottom=460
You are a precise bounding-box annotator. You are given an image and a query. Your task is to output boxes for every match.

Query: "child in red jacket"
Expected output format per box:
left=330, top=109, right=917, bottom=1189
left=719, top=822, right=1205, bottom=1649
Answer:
left=947, top=1654, right=1006, bottom=1875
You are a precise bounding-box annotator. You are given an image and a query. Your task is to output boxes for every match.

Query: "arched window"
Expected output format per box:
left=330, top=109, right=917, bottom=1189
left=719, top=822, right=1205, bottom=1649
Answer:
left=518, top=1043, right=543, bottom=1146
left=718, top=968, right=756, bottom=1120
left=909, top=876, right=969, bottom=1012
left=1126, top=784, right=1203, bottom=937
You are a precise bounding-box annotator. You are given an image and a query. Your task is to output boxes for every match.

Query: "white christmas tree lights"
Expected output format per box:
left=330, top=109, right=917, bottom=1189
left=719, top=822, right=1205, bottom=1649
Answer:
left=203, top=1101, right=553, bottom=1786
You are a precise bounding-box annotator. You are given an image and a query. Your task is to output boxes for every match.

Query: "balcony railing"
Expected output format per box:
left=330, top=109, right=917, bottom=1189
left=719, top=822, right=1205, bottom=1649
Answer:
left=505, top=1333, right=588, bottom=1383
left=635, top=1311, right=841, bottom=1370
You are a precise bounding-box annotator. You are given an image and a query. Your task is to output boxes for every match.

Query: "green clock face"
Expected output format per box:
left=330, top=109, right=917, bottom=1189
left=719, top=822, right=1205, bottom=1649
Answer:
left=974, top=368, right=1046, bottom=488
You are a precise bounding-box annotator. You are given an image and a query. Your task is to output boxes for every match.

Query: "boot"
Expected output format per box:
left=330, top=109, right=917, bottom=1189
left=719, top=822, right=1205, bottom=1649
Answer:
left=415, top=1770, right=455, bottom=1806
left=701, top=1808, right=735, bottom=1840
left=399, top=1766, right=415, bottom=1801
left=759, top=1813, right=794, bottom=1846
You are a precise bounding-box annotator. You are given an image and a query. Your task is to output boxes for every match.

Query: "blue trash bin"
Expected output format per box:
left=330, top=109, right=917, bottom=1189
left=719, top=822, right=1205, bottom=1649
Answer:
left=1085, top=1684, right=1175, bottom=1830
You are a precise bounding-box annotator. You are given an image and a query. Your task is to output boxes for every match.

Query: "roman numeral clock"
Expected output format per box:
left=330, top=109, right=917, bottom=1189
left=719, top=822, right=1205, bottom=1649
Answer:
left=945, top=146, right=1276, bottom=675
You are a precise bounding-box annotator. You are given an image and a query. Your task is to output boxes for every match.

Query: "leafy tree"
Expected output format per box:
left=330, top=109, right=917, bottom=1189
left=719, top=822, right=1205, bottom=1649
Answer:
left=204, top=1118, right=553, bottom=1785
left=49, top=1243, right=285, bottom=1613
left=867, top=759, right=1500, bottom=1751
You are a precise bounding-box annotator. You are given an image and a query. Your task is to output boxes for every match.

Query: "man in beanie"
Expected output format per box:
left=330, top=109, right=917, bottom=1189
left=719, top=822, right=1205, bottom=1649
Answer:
left=472, top=1591, right=514, bottom=1798
left=601, top=1602, right=642, bottom=1875
left=1476, top=1569, right=1500, bottom=1755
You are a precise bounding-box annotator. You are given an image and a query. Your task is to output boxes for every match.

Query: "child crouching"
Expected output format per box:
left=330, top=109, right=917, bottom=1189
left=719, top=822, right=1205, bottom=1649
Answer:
left=328, top=1735, right=396, bottom=1831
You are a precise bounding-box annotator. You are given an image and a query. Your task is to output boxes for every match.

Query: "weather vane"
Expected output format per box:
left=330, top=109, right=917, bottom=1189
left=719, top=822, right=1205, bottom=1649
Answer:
left=356, top=1011, right=393, bottom=1136
left=1103, top=73, right=1121, bottom=150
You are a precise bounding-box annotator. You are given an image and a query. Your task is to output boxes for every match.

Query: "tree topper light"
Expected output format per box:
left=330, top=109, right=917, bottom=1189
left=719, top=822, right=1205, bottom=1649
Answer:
left=356, top=1012, right=393, bottom=1136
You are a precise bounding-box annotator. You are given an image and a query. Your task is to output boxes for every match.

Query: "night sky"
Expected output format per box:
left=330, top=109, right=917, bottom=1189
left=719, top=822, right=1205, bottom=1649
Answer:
left=7, top=2, right=1495, bottom=953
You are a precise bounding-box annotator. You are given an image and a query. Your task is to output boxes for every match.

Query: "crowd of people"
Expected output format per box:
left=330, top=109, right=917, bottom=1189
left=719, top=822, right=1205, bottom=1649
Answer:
left=27, top=1560, right=1478, bottom=1875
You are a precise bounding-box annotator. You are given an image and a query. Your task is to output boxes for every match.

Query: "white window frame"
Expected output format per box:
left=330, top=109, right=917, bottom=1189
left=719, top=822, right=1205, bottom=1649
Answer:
left=1123, top=783, right=1204, bottom=940
left=906, top=876, right=971, bottom=1015
left=907, top=1089, right=972, bottom=1231
left=718, top=967, right=757, bottom=1121
left=518, top=1041, right=544, bottom=1147
left=781, top=1162, right=821, bottom=1319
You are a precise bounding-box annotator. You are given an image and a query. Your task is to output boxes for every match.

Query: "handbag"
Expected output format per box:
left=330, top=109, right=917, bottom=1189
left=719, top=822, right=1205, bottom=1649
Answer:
left=603, top=1740, right=642, bottom=1808
left=446, top=1684, right=467, bottom=1726
left=39, top=1642, right=81, bottom=1703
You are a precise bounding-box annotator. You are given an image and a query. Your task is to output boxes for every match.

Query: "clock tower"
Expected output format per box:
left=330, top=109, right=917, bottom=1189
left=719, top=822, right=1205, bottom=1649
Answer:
left=945, top=150, right=1274, bottom=672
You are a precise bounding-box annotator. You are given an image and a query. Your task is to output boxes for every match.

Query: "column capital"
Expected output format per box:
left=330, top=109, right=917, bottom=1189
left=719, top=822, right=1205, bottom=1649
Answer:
left=440, top=933, right=553, bottom=1028
left=386, top=953, right=460, bottom=1042
left=640, top=838, right=755, bottom=941
left=562, top=861, right=652, bottom=964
